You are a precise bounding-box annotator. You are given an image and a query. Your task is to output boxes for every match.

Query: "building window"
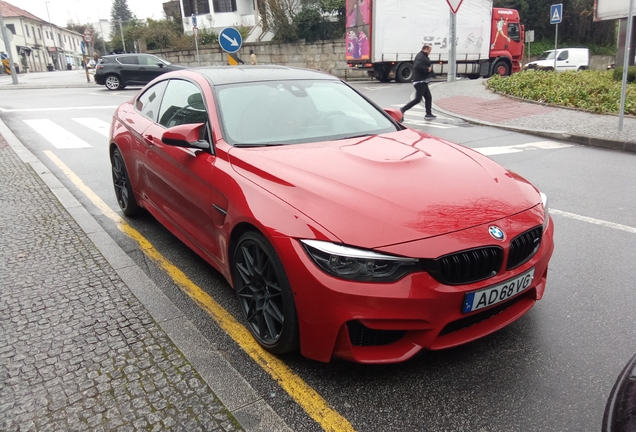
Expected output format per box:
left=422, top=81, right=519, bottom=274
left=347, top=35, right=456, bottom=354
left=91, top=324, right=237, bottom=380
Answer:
left=38, top=28, right=42, bottom=39
left=6, top=24, right=16, bottom=35
left=25, top=26, right=30, bottom=37
left=183, top=0, right=211, bottom=16
left=213, top=0, right=236, bottom=13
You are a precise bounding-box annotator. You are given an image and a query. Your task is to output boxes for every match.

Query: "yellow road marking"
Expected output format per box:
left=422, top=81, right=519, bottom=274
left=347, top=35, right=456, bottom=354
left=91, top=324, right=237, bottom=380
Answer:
left=43, top=150, right=356, bottom=432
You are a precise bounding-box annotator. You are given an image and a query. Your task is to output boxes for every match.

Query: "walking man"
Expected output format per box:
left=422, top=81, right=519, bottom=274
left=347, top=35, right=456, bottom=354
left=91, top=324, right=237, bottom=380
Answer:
left=400, top=44, right=436, bottom=120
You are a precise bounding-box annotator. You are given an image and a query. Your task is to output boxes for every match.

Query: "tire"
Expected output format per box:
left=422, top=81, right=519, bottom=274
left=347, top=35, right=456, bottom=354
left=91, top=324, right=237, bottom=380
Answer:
left=396, top=63, right=413, bottom=83
left=376, top=71, right=390, bottom=82
left=104, top=74, right=122, bottom=90
left=492, top=61, right=510, bottom=76
left=233, top=231, right=299, bottom=354
left=111, top=147, right=140, bottom=216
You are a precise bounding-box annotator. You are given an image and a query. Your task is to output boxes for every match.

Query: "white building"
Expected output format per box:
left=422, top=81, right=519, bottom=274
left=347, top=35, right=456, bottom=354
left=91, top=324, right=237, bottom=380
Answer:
left=0, top=0, right=86, bottom=72
left=177, top=0, right=259, bottom=34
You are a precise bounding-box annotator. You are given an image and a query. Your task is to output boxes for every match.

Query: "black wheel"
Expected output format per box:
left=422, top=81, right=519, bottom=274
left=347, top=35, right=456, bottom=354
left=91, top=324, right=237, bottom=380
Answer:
left=492, top=61, right=510, bottom=76
left=376, top=70, right=390, bottom=82
left=396, top=63, right=413, bottom=83
left=105, top=74, right=122, bottom=90
left=111, top=148, right=140, bottom=216
left=233, top=231, right=299, bottom=354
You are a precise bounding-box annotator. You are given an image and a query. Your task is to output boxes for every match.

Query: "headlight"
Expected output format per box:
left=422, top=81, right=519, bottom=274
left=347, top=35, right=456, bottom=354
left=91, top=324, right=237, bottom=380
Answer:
left=540, top=192, right=550, bottom=232
left=301, top=240, right=420, bottom=282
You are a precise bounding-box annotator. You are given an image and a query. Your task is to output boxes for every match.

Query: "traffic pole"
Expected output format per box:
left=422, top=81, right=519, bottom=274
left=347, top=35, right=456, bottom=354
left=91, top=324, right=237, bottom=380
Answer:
left=618, top=0, right=635, bottom=131
left=553, top=23, right=558, bottom=71
left=0, top=10, right=18, bottom=84
left=448, top=9, right=457, bottom=82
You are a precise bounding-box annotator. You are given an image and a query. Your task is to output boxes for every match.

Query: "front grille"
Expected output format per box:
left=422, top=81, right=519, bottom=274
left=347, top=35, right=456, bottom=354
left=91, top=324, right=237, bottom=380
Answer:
left=438, top=293, right=526, bottom=336
left=507, top=226, right=543, bottom=270
left=346, top=321, right=406, bottom=346
left=425, top=247, right=503, bottom=285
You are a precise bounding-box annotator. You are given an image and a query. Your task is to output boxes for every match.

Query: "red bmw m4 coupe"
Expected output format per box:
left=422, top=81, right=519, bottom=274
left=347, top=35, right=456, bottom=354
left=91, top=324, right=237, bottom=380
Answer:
left=109, top=66, right=554, bottom=363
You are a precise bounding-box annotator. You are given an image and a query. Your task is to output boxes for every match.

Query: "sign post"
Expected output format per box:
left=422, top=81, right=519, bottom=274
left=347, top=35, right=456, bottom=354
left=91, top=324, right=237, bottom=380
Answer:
left=445, top=0, right=463, bottom=82
left=191, top=15, right=200, bottom=66
left=219, top=27, right=243, bottom=65
left=550, top=4, right=562, bottom=71
left=618, top=0, right=634, bottom=131
left=0, top=13, right=18, bottom=83
left=83, top=29, right=91, bottom=82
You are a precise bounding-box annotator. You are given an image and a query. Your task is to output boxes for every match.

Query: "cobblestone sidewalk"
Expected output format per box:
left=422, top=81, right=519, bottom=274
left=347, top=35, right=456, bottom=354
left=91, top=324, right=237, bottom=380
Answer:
left=0, top=134, right=243, bottom=431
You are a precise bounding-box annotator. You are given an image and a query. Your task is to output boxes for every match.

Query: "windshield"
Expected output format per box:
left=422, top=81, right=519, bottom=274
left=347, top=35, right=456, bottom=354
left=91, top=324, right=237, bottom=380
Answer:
left=215, top=80, right=399, bottom=146
left=537, top=51, right=555, bottom=60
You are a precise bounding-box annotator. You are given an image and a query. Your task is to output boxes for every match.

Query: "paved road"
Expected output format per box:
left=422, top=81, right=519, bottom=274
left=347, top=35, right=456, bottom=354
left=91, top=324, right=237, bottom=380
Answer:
left=2, top=81, right=636, bottom=431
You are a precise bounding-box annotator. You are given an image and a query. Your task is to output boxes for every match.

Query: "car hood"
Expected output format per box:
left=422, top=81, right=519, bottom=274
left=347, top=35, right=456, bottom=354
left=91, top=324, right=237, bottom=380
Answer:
left=228, top=129, right=541, bottom=248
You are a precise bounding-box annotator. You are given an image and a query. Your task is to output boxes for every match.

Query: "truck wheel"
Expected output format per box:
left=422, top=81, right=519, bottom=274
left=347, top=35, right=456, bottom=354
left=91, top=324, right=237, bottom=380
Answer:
left=377, top=71, right=391, bottom=82
left=396, top=63, right=413, bottom=83
left=492, top=61, right=510, bottom=76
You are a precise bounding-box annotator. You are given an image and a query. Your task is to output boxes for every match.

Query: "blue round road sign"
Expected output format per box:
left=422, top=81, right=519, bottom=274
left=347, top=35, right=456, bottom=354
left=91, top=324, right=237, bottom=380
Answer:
left=219, top=27, right=242, bottom=53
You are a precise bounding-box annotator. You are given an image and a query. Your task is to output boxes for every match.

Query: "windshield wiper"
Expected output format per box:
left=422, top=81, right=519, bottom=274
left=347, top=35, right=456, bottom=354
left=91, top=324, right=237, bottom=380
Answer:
left=234, top=143, right=285, bottom=147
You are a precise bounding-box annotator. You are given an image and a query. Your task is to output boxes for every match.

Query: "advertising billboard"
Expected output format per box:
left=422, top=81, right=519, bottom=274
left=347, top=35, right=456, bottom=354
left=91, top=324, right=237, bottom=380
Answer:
left=594, top=0, right=635, bottom=21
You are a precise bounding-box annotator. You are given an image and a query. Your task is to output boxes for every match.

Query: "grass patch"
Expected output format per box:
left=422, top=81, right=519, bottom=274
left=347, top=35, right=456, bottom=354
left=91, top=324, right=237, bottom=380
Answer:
left=487, top=70, right=636, bottom=115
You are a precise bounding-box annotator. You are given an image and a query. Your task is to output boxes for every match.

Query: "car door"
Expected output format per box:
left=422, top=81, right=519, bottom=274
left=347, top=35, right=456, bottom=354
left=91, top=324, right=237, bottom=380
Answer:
left=555, top=50, right=574, bottom=72
left=117, top=55, right=142, bottom=84
left=138, top=55, right=167, bottom=84
left=142, top=78, right=227, bottom=262
left=126, top=80, right=169, bottom=195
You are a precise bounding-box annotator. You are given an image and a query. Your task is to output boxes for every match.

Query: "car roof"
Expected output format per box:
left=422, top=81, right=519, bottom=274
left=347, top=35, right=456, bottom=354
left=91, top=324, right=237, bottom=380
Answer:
left=103, top=53, right=155, bottom=58
left=194, top=66, right=339, bottom=85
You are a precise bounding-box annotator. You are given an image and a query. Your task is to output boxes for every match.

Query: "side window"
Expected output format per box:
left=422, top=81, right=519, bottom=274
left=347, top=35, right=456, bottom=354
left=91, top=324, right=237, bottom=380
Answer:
left=507, top=23, right=520, bottom=42
left=158, top=80, right=208, bottom=128
left=118, top=56, right=139, bottom=65
left=557, top=50, right=569, bottom=61
left=135, top=81, right=169, bottom=122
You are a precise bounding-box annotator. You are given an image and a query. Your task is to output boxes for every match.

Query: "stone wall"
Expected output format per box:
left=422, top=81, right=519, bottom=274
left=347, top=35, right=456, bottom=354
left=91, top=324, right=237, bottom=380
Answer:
left=149, top=38, right=369, bottom=79
left=149, top=40, right=616, bottom=79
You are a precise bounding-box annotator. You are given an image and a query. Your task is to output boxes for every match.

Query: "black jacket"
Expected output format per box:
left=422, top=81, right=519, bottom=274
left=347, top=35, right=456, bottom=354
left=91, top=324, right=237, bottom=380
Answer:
left=411, top=51, right=432, bottom=82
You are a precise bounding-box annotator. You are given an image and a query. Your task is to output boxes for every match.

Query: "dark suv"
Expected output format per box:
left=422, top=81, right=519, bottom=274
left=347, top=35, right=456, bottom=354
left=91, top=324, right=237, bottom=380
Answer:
left=95, top=54, right=185, bottom=90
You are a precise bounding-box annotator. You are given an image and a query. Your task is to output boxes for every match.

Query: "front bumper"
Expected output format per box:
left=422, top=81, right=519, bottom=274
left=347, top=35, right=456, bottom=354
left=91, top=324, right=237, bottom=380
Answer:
left=271, top=207, right=554, bottom=363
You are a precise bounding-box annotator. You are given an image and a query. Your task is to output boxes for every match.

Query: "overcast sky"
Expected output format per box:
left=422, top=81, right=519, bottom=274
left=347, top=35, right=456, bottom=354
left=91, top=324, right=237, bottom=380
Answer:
left=7, top=0, right=166, bottom=27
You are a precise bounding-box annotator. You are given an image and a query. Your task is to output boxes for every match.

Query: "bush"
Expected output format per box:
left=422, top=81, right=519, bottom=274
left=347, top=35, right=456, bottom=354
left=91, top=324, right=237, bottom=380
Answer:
left=487, top=70, right=635, bottom=115
left=294, top=8, right=327, bottom=42
left=612, top=66, right=636, bottom=83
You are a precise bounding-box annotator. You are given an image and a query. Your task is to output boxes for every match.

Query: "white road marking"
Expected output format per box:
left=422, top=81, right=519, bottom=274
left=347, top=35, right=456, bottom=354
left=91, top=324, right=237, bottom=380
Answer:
left=23, top=119, right=92, bottom=149
left=0, top=105, right=117, bottom=113
left=361, top=86, right=393, bottom=91
left=475, top=141, right=573, bottom=155
left=550, top=209, right=636, bottom=234
left=73, top=118, right=110, bottom=137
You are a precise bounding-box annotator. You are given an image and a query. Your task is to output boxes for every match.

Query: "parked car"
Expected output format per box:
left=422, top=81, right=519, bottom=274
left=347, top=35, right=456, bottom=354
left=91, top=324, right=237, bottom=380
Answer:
left=524, top=48, right=590, bottom=72
left=603, top=352, right=636, bottom=431
left=109, top=66, right=555, bottom=363
left=95, top=53, right=185, bottom=90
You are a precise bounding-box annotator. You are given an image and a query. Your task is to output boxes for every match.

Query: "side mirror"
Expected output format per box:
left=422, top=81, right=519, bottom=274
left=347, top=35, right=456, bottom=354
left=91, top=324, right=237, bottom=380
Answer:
left=162, top=122, right=210, bottom=150
left=157, top=63, right=164, bottom=68
left=384, top=107, right=403, bottom=123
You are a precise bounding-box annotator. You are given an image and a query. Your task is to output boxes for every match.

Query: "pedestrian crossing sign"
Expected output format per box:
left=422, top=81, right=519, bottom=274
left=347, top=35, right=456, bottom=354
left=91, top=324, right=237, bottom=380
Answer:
left=550, top=4, right=562, bottom=24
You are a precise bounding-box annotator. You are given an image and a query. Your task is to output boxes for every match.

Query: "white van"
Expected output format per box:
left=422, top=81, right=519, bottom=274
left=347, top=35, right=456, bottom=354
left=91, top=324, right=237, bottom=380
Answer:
left=524, top=48, right=590, bottom=72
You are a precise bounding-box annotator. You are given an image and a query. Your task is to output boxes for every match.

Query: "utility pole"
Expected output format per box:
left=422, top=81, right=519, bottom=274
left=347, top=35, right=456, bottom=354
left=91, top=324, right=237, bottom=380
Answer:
left=119, top=19, right=126, bottom=53
left=0, top=9, right=18, bottom=84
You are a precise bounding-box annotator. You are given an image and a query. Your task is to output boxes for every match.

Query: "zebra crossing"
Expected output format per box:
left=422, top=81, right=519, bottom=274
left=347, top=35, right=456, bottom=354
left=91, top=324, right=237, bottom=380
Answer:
left=391, top=104, right=465, bottom=129
left=22, top=117, right=110, bottom=149
left=19, top=116, right=573, bottom=155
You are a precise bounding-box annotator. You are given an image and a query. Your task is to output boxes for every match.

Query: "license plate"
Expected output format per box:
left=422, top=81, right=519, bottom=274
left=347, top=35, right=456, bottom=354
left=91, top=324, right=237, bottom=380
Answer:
left=462, top=268, right=535, bottom=314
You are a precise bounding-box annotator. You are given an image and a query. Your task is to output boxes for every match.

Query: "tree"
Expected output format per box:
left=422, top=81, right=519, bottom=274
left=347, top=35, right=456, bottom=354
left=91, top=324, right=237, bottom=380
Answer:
left=66, top=24, right=109, bottom=56
left=111, top=0, right=134, bottom=24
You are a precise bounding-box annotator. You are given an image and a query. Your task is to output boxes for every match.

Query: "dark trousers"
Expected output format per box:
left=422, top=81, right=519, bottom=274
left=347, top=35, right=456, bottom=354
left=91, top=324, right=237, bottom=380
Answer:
left=401, top=81, right=432, bottom=116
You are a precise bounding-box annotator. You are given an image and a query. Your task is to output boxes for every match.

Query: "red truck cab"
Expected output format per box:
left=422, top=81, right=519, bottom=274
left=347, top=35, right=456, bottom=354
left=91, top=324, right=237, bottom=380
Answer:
left=490, top=8, right=525, bottom=75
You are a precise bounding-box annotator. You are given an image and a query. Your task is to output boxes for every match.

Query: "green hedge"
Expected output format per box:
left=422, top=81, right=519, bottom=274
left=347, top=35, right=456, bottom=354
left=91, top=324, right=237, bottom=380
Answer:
left=487, top=70, right=635, bottom=115
left=612, top=66, right=636, bottom=83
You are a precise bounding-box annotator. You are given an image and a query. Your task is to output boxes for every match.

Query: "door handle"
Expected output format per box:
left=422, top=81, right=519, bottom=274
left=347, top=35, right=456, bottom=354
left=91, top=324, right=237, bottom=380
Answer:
left=143, top=134, right=154, bottom=146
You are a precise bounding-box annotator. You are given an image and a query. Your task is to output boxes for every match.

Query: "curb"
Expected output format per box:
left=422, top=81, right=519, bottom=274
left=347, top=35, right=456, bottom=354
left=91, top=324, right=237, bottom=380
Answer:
left=430, top=84, right=636, bottom=154
left=0, top=119, right=292, bottom=432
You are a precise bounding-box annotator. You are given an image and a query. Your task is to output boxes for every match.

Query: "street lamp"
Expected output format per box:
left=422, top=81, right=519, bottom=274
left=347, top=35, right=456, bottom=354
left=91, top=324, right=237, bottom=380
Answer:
left=44, top=1, right=57, bottom=69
